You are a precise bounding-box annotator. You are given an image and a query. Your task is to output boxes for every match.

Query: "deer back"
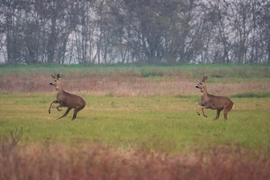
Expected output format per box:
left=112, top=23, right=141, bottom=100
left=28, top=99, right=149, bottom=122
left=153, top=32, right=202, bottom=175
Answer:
left=58, top=91, right=86, bottom=108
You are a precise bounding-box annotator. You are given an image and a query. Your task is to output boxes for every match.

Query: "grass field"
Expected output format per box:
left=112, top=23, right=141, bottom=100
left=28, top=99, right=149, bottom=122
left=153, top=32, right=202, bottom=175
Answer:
left=0, top=64, right=270, bottom=179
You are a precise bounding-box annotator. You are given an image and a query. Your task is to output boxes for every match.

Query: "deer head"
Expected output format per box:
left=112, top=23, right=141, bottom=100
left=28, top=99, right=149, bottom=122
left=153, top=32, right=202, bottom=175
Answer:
left=195, top=76, right=207, bottom=91
left=50, top=74, right=61, bottom=90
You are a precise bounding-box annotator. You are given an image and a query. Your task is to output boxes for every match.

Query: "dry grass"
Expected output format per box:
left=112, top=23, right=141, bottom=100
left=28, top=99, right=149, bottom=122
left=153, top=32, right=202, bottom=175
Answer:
left=1, top=70, right=270, bottom=96
left=0, top=142, right=269, bottom=180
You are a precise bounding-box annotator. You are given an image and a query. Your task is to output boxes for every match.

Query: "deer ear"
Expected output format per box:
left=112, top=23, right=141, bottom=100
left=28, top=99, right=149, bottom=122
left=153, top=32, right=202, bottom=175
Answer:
left=201, top=76, right=208, bottom=82
left=202, top=76, right=206, bottom=82
left=51, top=75, right=56, bottom=79
left=57, top=74, right=60, bottom=78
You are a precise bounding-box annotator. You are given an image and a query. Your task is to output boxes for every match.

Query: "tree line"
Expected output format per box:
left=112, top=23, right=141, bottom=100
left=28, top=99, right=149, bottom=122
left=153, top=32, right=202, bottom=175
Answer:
left=1, top=0, right=270, bottom=64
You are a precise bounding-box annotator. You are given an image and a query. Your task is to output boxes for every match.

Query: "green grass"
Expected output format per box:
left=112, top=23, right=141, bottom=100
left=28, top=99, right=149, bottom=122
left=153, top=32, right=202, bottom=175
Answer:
left=1, top=93, right=269, bottom=153
left=231, top=91, right=270, bottom=98
left=0, top=63, right=270, bottom=153
left=1, top=63, right=270, bottom=82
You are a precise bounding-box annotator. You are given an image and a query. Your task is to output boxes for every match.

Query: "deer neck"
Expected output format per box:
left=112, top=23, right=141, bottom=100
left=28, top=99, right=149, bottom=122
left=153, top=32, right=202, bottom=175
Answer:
left=55, top=84, right=64, bottom=94
left=200, top=87, right=209, bottom=97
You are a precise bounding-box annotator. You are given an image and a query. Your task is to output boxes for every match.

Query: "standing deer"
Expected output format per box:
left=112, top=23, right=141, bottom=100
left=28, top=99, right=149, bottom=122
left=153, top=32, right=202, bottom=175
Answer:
left=195, top=76, right=234, bottom=120
left=48, top=74, right=86, bottom=120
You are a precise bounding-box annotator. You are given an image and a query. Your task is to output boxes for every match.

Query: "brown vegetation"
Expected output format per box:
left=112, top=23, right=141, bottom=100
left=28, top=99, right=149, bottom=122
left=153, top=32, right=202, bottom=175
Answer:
left=0, top=71, right=270, bottom=96
left=0, top=142, right=269, bottom=180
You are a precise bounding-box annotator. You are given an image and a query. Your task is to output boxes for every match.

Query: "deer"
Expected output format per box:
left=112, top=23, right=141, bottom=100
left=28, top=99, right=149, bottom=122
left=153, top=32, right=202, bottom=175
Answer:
left=48, top=74, right=86, bottom=120
left=195, top=76, right=234, bottom=120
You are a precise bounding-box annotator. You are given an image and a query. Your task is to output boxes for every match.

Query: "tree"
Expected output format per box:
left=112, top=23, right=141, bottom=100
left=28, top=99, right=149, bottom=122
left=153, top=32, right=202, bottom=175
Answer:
left=0, top=0, right=270, bottom=64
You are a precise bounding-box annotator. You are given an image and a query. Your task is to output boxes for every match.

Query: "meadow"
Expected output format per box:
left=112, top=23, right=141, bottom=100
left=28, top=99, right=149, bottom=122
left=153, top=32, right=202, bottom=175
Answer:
left=0, top=64, right=270, bottom=179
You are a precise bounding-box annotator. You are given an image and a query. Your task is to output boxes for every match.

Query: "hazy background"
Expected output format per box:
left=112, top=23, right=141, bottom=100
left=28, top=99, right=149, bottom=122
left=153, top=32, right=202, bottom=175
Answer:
left=1, top=0, right=270, bottom=64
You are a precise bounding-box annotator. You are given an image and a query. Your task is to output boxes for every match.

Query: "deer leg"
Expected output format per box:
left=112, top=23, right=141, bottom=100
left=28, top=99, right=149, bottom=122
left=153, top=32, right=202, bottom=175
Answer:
left=223, top=108, right=230, bottom=120
left=223, top=103, right=234, bottom=120
left=196, top=102, right=206, bottom=116
left=201, top=108, right=208, bottom=118
left=213, top=109, right=222, bottom=120
left=195, top=102, right=201, bottom=116
left=71, top=109, right=79, bottom=120
left=48, top=100, right=58, bottom=114
left=56, top=107, right=72, bottom=120
left=71, top=108, right=81, bottom=120
left=56, top=104, right=64, bottom=111
left=196, top=102, right=208, bottom=118
left=223, top=112, right=228, bottom=120
left=200, top=104, right=209, bottom=118
left=71, top=105, right=85, bottom=120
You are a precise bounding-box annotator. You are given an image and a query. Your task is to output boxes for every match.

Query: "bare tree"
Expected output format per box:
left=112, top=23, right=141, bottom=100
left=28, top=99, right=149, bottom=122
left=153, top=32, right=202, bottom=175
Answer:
left=0, top=0, right=270, bottom=64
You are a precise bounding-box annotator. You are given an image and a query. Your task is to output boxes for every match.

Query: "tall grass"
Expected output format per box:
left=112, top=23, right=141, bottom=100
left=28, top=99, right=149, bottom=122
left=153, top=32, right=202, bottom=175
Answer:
left=1, top=142, right=269, bottom=180
left=0, top=64, right=270, bottom=96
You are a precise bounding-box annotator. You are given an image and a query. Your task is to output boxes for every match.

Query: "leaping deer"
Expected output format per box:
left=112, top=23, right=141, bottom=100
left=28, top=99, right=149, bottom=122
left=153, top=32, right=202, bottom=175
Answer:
left=195, top=76, right=234, bottom=120
left=48, top=74, right=86, bottom=120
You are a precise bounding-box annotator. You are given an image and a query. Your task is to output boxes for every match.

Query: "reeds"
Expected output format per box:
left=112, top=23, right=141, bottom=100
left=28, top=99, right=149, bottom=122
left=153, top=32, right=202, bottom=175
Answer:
left=0, top=68, right=270, bottom=96
left=0, top=142, right=269, bottom=180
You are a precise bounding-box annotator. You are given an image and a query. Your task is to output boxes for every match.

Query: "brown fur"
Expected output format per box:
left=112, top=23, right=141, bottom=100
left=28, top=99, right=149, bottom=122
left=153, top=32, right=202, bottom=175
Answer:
left=48, top=74, right=86, bottom=120
left=195, top=76, right=234, bottom=120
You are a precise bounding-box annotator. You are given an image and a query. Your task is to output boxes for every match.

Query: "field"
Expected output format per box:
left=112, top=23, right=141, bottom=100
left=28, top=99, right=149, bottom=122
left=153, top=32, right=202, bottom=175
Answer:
left=0, top=64, right=270, bottom=180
